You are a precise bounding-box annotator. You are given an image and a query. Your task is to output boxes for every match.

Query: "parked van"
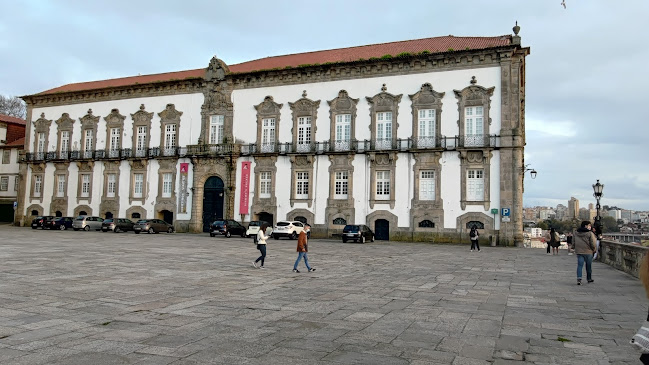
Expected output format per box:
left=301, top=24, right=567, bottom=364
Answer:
left=72, top=216, right=104, bottom=231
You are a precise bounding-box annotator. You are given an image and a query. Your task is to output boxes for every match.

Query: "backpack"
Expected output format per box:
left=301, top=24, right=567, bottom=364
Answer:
left=553, top=232, right=560, bottom=241
left=470, top=230, right=477, bottom=239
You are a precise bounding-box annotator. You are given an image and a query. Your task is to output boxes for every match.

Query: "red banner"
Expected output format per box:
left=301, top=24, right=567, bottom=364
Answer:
left=239, top=162, right=251, bottom=215
left=179, top=163, right=189, bottom=213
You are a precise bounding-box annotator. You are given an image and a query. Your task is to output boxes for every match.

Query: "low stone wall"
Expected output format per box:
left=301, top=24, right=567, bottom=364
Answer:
left=599, top=239, right=648, bottom=278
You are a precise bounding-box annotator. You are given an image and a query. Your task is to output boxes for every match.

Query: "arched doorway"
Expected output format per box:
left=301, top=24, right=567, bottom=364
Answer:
left=258, top=212, right=273, bottom=226
left=105, top=212, right=113, bottom=219
left=161, top=210, right=173, bottom=224
left=203, top=176, right=224, bottom=232
left=375, top=219, right=389, bottom=240
left=55, top=211, right=63, bottom=217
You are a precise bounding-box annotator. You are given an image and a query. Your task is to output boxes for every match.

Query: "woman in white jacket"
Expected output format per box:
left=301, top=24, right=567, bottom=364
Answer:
left=253, top=223, right=269, bottom=269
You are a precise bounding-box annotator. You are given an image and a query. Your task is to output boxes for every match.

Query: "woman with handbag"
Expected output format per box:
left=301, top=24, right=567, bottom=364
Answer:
left=253, top=223, right=269, bottom=269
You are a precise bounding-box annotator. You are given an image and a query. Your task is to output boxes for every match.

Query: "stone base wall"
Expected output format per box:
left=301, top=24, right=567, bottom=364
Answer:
left=600, top=240, right=648, bottom=278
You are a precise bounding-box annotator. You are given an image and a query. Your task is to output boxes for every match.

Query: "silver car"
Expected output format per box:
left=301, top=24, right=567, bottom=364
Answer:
left=72, top=216, right=104, bottom=231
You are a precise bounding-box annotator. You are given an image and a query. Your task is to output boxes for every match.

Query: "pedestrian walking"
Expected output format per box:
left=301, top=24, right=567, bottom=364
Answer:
left=566, top=232, right=574, bottom=255
left=293, top=224, right=315, bottom=273
left=469, top=226, right=480, bottom=252
left=549, top=227, right=560, bottom=255
left=253, top=223, right=269, bottom=269
left=592, top=226, right=602, bottom=260
left=573, top=221, right=597, bottom=285
left=631, top=252, right=649, bottom=363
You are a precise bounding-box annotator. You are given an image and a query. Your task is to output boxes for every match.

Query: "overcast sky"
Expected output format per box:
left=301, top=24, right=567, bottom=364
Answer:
left=1, top=0, right=646, bottom=211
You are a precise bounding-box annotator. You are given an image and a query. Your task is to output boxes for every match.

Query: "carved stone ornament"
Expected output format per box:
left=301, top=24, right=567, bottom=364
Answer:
left=289, top=91, right=321, bottom=115
left=31, top=163, right=45, bottom=173
left=33, top=113, right=52, bottom=131
left=79, top=109, right=100, bottom=129
left=158, top=104, right=183, bottom=123
left=255, top=96, right=283, bottom=116
left=129, top=159, right=147, bottom=170
left=131, top=104, right=154, bottom=125
left=55, top=113, right=75, bottom=130
left=409, top=83, right=445, bottom=106
left=290, top=155, right=313, bottom=166
left=328, top=90, right=358, bottom=112
left=466, top=151, right=484, bottom=163
left=104, top=109, right=126, bottom=128
left=370, top=153, right=392, bottom=165
left=205, top=56, right=230, bottom=82
left=76, top=161, right=94, bottom=172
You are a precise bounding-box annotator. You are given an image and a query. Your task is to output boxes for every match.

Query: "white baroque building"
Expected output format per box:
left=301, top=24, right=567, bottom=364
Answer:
left=17, top=25, right=529, bottom=245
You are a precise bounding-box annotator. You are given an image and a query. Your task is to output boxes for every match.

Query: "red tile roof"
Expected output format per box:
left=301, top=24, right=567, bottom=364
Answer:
left=36, top=35, right=512, bottom=96
left=2, top=137, right=25, bottom=148
left=0, top=114, right=26, bottom=126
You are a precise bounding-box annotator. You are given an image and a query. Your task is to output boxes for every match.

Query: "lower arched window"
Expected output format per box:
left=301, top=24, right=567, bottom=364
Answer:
left=31, top=210, right=38, bottom=216
left=333, top=217, right=347, bottom=225
left=466, top=221, right=484, bottom=229
left=105, top=212, right=113, bottom=219
left=55, top=211, right=63, bottom=217
left=418, top=220, right=434, bottom=228
left=294, top=216, right=307, bottom=224
left=79, top=211, right=87, bottom=216
left=132, top=212, right=141, bottom=219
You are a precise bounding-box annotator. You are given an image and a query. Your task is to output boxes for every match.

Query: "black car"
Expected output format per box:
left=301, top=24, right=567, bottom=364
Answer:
left=31, top=216, right=55, bottom=229
left=342, top=224, right=375, bottom=243
left=210, top=219, right=246, bottom=238
left=102, top=218, right=135, bottom=233
left=44, top=217, right=74, bottom=230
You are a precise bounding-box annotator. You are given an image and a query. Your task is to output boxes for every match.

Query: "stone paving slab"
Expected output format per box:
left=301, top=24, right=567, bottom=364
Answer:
left=0, top=225, right=645, bottom=364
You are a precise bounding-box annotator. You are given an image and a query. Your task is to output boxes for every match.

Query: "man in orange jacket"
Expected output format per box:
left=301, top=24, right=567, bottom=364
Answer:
left=293, top=225, right=315, bottom=273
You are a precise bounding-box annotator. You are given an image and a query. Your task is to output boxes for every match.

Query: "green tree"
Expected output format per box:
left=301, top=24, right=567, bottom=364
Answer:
left=600, top=216, right=619, bottom=232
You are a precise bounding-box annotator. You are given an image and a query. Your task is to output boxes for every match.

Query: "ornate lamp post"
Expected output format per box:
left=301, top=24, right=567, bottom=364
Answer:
left=592, top=179, right=604, bottom=234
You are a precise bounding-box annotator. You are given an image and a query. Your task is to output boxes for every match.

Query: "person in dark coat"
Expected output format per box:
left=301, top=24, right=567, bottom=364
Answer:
left=469, top=226, right=480, bottom=252
left=549, top=227, right=561, bottom=255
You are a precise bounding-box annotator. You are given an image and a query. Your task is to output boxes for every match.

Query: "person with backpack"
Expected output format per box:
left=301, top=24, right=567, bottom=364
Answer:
left=253, top=223, right=269, bottom=269
left=469, top=226, right=480, bottom=252
left=549, top=227, right=561, bottom=255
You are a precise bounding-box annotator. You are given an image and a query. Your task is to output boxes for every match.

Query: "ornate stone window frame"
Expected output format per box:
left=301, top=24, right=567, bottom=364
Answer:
left=254, top=96, right=282, bottom=152
left=73, top=205, right=93, bottom=217
left=289, top=90, right=320, bottom=152
left=326, top=154, right=355, bottom=230
left=409, top=83, right=445, bottom=148
left=459, top=150, right=491, bottom=210
left=155, top=159, right=177, bottom=216
left=76, top=161, right=94, bottom=204
left=50, top=162, right=69, bottom=216
left=55, top=113, right=74, bottom=157
left=129, top=159, right=148, bottom=204
left=127, top=206, right=147, bottom=220
left=200, top=57, right=233, bottom=145
left=454, top=77, right=495, bottom=147
left=32, top=113, right=52, bottom=157
left=368, top=152, right=397, bottom=209
left=366, top=84, right=402, bottom=150
left=159, top=104, right=182, bottom=153
left=252, top=156, right=277, bottom=222
left=104, top=109, right=125, bottom=156
left=289, top=155, right=314, bottom=208
left=457, top=212, right=494, bottom=232
left=29, top=163, right=45, bottom=203
left=131, top=104, right=153, bottom=157
left=79, top=109, right=99, bottom=156
left=328, top=90, right=359, bottom=151
left=286, top=208, right=314, bottom=226
left=411, top=152, right=444, bottom=230
left=100, top=161, right=121, bottom=218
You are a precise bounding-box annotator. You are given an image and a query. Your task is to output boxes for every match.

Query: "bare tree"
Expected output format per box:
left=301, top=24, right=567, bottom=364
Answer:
left=0, top=95, right=26, bottom=119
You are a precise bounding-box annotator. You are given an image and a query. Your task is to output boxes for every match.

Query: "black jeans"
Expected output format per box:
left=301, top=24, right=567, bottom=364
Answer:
left=470, top=239, right=480, bottom=251
left=547, top=243, right=551, bottom=253
left=255, top=244, right=266, bottom=266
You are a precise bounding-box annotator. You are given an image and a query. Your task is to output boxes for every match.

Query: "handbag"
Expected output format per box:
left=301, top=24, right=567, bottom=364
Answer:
left=631, top=321, right=649, bottom=353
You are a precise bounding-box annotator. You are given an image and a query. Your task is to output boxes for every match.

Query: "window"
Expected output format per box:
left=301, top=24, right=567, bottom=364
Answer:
left=295, top=216, right=307, bottom=224
left=376, top=112, right=392, bottom=149
left=261, top=118, right=275, bottom=152
left=465, top=106, right=484, bottom=146
left=2, top=150, right=9, bottom=164
left=131, top=212, right=141, bottom=219
left=297, top=116, right=311, bottom=151
left=259, top=172, right=271, bottom=198
left=60, top=131, right=70, bottom=154
left=37, top=132, right=46, bottom=154
left=14, top=176, right=18, bottom=191
left=162, top=173, right=173, bottom=198
left=164, top=124, right=176, bottom=150
left=334, top=171, right=348, bottom=199
left=56, top=175, right=66, bottom=197
left=419, top=170, right=435, bottom=201
left=34, top=175, right=42, bottom=197
left=467, top=169, right=484, bottom=201
left=418, top=220, right=435, bottom=228
left=333, top=217, right=347, bottom=225
left=209, top=115, right=224, bottom=144
left=109, top=128, right=120, bottom=151
left=466, top=221, right=484, bottom=229
left=81, top=174, right=90, bottom=198
left=107, top=174, right=116, bottom=198
left=134, top=173, right=143, bottom=198
left=418, top=109, right=436, bottom=147
left=0, top=176, right=7, bottom=191
left=295, top=172, right=309, bottom=199
left=334, top=114, right=351, bottom=150
left=376, top=171, right=390, bottom=200
left=136, top=126, right=147, bottom=155
left=84, top=129, right=93, bottom=151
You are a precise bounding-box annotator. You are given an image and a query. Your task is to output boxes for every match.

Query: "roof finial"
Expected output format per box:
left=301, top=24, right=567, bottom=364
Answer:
left=140, top=104, right=145, bottom=111
left=470, top=76, right=477, bottom=85
left=381, top=83, right=387, bottom=92
left=302, top=90, right=307, bottom=98
left=87, top=109, right=93, bottom=115
left=513, top=21, right=520, bottom=36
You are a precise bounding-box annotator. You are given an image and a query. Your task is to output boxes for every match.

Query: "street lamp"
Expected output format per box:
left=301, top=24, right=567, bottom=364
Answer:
left=522, top=164, right=537, bottom=179
left=592, top=179, right=604, bottom=234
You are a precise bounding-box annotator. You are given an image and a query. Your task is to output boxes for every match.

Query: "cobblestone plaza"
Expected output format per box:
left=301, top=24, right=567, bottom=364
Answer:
left=0, top=226, right=643, bottom=364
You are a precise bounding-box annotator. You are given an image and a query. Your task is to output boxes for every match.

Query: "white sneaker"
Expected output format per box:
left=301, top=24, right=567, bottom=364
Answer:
left=568, top=253, right=573, bottom=255
left=252, top=262, right=257, bottom=269
left=470, top=249, right=474, bottom=252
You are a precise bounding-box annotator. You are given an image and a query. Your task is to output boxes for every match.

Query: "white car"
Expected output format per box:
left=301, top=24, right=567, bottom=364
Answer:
left=245, top=220, right=270, bottom=238
left=272, top=221, right=307, bottom=240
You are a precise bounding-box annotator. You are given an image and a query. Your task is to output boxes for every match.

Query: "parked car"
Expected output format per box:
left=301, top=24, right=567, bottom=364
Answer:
left=245, top=220, right=270, bottom=238
left=44, top=217, right=74, bottom=230
left=31, top=216, right=54, bottom=229
left=72, top=216, right=104, bottom=231
left=133, top=219, right=174, bottom=234
left=102, top=218, right=135, bottom=233
left=342, top=224, right=374, bottom=243
left=210, top=219, right=246, bottom=238
left=272, top=221, right=307, bottom=240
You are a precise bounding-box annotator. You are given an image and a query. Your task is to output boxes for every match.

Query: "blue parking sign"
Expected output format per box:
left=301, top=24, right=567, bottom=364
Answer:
left=501, top=208, right=510, bottom=216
